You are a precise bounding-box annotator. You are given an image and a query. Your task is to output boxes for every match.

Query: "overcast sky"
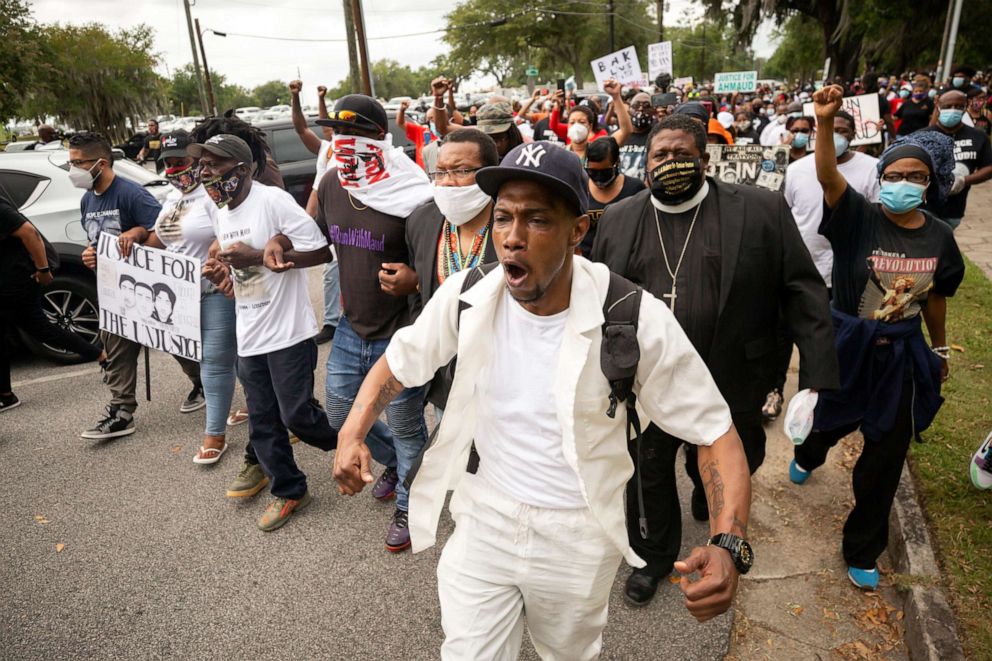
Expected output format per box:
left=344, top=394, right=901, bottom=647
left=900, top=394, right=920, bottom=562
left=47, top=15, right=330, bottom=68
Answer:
left=31, top=0, right=777, bottom=106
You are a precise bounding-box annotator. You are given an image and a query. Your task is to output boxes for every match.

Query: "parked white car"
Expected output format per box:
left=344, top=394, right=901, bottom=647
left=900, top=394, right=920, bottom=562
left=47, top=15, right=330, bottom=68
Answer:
left=0, top=150, right=172, bottom=361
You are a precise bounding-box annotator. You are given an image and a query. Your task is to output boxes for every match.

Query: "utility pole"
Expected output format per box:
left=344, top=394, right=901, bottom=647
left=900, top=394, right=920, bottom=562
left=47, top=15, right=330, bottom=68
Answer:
left=936, top=0, right=954, bottom=83
left=195, top=19, right=218, bottom=116
left=656, top=0, right=664, bottom=41
left=182, top=0, right=208, bottom=114
left=700, top=21, right=707, bottom=82
left=941, top=0, right=965, bottom=83
left=350, top=0, right=374, bottom=97
left=607, top=0, right=615, bottom=52
left=342, top=0, right=361, bottom=93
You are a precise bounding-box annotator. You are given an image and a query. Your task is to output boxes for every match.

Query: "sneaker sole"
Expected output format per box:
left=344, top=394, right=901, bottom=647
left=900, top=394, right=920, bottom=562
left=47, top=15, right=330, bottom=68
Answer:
left=180, top=401, right=207, bottom=414
left=258, top=495, right=312, bottom=532
left=847, top=571, right=878, bottom=590
left=373, top=491, right=397, bottom=501
left=80, top=426, right=136, bottom=440
left=0, top=400, right=22, bottom=413
left=226, top=476, right=270, bottom=498
left=622, top=592, right=655, bottom=608
left=970, top=461, right=992, bottom=490
left=385, top=539, right=411, bottom=553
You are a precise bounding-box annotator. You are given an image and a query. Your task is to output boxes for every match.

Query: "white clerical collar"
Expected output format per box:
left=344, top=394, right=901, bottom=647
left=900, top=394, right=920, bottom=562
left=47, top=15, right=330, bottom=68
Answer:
left=650, top=180, right=710, bottom=214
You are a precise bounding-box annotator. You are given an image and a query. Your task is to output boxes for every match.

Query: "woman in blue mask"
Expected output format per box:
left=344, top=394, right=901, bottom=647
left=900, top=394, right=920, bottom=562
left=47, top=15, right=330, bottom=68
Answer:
left=784, top=115, right=814, bottom=163
left=789, top=84, right=964, bottom=591
left=894, top=76, right=935, bottom=137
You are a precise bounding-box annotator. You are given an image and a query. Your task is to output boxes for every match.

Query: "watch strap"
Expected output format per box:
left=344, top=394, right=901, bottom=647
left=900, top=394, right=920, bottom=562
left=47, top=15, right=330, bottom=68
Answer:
left=708, top=533, right=753, bottom=574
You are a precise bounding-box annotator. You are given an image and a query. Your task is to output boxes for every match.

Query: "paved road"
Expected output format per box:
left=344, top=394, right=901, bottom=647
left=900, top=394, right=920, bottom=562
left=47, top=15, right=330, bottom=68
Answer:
left=1, top=269, right=730, bottom=660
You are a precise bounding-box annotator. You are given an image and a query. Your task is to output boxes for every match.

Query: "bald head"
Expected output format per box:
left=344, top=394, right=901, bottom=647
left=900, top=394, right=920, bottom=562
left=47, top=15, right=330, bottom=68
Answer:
left=938, top=89, right=967, bottom=108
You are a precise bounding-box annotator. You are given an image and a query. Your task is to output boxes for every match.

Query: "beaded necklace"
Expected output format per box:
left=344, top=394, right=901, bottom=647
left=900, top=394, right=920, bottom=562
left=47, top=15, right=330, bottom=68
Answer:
left=436, top=220, right=491, bottom=285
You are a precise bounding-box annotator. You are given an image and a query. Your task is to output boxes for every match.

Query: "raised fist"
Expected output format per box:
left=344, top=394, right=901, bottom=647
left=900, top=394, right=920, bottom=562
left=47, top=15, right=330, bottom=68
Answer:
left=317, top=85, right=327, bottom=98
left=288, top=79, right=303, bottom=94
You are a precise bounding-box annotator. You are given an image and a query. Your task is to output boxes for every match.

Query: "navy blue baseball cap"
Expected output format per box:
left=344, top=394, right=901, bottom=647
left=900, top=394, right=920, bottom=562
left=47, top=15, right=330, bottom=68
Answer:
left=475, top=141, right=590, bottom=215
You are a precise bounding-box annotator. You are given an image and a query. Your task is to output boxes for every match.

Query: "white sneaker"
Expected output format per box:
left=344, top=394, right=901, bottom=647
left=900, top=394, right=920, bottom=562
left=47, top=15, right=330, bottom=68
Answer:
left=970, top=431, right=992, bottom=490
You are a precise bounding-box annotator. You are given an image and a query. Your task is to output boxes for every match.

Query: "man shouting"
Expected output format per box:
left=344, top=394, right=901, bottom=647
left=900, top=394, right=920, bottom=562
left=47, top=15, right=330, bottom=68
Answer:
left=333, top=141, right=753, bottom=660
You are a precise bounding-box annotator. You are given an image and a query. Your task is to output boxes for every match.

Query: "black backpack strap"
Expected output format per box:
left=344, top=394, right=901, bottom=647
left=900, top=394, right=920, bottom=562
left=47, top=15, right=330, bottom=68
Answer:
left=457, top=262, right=499, bottom=328
left=600, top=272, right=649, bottom=538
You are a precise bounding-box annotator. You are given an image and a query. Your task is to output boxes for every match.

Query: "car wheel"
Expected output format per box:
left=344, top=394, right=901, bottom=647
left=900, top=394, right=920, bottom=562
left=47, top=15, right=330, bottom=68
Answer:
left=19, top=275, right=101, bottom=364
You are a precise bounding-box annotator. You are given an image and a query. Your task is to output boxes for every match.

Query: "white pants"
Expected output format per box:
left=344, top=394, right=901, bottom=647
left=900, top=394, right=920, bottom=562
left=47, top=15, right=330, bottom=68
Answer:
left=437, top=473, right=623, bottom=661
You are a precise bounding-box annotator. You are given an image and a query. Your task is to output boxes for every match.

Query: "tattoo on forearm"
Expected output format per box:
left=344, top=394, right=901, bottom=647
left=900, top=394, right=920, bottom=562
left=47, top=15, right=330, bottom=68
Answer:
left=371, top=376, right=403, bottom=416
left=702, top=460, right=725, bottom=521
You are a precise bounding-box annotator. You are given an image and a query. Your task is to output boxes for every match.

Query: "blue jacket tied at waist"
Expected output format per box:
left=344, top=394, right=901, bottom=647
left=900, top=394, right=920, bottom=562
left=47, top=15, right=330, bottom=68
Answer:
left=813, top=308, right=943, bottom=442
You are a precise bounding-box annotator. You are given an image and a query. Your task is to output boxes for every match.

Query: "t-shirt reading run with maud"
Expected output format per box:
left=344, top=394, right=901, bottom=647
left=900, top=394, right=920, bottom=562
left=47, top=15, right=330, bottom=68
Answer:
left=316, top=173, right=412, bottom=341
left=821, top=186, right=964, bottom=322
left=80, top=175, right=161, bottom=246
left=212, top=183, right=327, bottom=356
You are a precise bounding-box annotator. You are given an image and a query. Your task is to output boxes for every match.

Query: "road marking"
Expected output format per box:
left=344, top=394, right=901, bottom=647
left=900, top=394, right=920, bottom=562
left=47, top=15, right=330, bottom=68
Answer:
left=12, top=367, right=98, bottom=388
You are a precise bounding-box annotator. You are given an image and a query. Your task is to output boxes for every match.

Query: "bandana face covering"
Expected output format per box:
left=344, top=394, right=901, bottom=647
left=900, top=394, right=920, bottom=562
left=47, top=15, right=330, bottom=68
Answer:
left=165, top=163, right=200, bottom=194
left=333, top=135, right=393, bottom=189
left=650, top=158, right=704, bottom=205
left=202, top=164, right=244, bottom=208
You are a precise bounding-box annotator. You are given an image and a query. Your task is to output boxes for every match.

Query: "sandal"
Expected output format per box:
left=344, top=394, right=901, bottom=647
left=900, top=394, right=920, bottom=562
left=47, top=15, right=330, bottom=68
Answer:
left=193, top=443, right=228, bottom=465
left=226, top=408, right=249, bottom=426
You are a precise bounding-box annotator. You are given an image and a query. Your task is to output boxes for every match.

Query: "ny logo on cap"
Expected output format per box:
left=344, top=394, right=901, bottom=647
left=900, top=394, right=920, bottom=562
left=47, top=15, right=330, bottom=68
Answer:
left=516, top=143, right=547, bottom=168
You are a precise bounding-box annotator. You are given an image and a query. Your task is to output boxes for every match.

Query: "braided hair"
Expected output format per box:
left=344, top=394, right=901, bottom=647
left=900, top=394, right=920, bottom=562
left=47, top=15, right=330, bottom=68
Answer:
left=191, top=113, right=271, bottom=180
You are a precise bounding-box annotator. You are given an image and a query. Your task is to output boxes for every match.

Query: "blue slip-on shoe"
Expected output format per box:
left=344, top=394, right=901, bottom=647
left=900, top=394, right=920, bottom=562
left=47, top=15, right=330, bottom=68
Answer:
left=847, top=566, right=879, bottom=590
left=789, top=459, right=811, bottom=485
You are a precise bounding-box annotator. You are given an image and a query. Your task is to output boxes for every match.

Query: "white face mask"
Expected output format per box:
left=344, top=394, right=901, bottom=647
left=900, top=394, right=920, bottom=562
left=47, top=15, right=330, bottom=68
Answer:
left=69, top=162, right=101, bottom=190
left=567, top=122, right=589, bottom=143
left=433, top=182, right=492, bottom=226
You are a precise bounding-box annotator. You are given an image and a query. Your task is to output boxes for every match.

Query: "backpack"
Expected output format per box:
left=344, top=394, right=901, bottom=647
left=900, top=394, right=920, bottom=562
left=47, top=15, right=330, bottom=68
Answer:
left=407, top=262, right=651, bottom=538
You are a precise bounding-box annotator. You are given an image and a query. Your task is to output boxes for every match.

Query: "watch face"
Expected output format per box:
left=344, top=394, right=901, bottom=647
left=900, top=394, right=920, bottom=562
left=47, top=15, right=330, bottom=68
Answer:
left=739, top=540, right=754, bottom=570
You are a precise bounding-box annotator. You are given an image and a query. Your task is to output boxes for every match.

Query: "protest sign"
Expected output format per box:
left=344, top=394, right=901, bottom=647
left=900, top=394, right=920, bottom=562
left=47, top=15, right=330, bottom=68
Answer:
left=673, top=76, right=694, bottom=88
left=713, top=70, right=758, bottom=94
left=705, top=144, right=789, bottom=192
left=590, top=46, right=643, bottom=90
left=803, top=93, right=882, bottom=146
left=647, top=41, right=673, bottom=81
left=96, top=233, right=202, bottom=361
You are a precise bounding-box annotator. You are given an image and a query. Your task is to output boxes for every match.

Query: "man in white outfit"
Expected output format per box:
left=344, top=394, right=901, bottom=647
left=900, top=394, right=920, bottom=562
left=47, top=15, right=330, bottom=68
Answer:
left=332, top=141, right=754, bottom=660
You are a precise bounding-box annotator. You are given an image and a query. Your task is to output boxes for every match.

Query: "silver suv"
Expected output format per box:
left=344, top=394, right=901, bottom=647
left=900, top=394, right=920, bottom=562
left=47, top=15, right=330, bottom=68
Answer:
left=0, top=150, right=172, bottom=362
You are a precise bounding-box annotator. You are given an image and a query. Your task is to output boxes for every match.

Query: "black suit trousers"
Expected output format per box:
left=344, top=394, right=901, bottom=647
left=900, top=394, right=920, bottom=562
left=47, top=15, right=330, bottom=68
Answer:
left=627, top=412, right=766, bottom=575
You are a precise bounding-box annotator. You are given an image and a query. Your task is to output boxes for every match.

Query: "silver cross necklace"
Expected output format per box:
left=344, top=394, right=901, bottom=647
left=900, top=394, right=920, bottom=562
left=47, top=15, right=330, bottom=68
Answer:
left=653, top=201, right=702, bottom=312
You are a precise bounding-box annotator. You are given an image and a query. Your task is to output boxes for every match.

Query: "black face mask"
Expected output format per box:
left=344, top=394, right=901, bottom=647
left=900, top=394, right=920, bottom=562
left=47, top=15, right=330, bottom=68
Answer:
left=649, top=158, right=704, bottom=205
left=586, top=166, right=619, bottom=188
left=631, top=111, right=654, bottom=130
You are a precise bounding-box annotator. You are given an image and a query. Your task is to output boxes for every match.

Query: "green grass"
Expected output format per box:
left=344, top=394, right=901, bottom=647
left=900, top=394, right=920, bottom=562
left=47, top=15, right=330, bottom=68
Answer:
left=911, top=255, right=992, bottom=661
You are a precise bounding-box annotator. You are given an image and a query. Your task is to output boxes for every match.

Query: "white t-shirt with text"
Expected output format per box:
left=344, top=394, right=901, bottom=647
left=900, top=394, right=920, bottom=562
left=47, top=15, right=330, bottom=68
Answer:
left=784, top=151, right=881, bottom=287
left=212, top=183, right=327, bottom=356
left=474, top=288, right=587, bottom=509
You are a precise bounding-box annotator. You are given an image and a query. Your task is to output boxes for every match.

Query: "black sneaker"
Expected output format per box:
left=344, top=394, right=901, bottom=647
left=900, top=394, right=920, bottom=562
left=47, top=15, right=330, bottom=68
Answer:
left=81, top=406, right=135, bottom=440
left=624, top=568, right=665, bottom=607
left=0, top=393, right=21, bottom=413
left=385, top=508, right=411, bottom=553
left=180, top=383, right=205, bottom=413
left=315, top=325, right=336, bottom=345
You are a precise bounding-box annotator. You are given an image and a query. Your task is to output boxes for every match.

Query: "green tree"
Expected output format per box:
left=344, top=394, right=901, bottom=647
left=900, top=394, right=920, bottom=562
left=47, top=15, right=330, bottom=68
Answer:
left=762, top=15, right=824, bottom=81
left=0, top=0, right=42, bottom=122
left=251, top=80, right=288, bottom=108
left=22, top=23, right=163, bottom=141
left=165, top=63, right=207, bottom=116
left=326, top=59, right=434, bottom=100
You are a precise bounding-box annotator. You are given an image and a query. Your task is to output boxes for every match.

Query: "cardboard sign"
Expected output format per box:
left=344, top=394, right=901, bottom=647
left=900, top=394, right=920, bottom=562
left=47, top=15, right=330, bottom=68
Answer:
left=705, top=144, right=789, bottom=192
left=802, top=93, right=882, bottom=146
left=590, top=46, right=643, bottom=90
left=96, top=233, right=202, bottom=361
left=714, top=70, right=758, bottom=94
left=647, top=41, right=673, bottom=81
left=673, top=76, right=694, bottom=88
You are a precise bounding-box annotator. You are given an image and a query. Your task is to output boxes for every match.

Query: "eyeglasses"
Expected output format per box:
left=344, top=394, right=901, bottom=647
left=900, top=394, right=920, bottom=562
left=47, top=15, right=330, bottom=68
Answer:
left=881, top=172, right=930, bottom=185
left=68, top=158, right=100, bottom=167
left=428, top=168, right=481, bottom=183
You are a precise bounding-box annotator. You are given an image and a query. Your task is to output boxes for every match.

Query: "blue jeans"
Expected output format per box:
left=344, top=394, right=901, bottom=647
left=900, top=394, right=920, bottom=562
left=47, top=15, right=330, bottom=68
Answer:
left=200, top=292, right=238, bottom=436
left=323, top=260, right=342, bottom=327
left=325, top=316, right=427, bottom=510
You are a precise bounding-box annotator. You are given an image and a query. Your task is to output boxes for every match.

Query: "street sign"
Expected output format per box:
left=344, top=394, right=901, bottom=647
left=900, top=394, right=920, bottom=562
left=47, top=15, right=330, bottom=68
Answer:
left=526, top=67, right=539, bottom=77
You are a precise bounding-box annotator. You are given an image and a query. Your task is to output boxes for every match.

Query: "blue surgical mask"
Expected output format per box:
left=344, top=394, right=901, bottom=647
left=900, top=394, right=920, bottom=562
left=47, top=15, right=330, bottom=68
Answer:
left=953, top=76, right=966, bottom=88
left=833, top=133, right=849, bottom=158
left=899, top=89, right=910, bottom=99
left=879, top=181, right=926, bottom=214
left=928, top=89, right=937, bottom=99
left=939, top=108, right=964, bottom=127
left=792, top=132, right=809, bottom=149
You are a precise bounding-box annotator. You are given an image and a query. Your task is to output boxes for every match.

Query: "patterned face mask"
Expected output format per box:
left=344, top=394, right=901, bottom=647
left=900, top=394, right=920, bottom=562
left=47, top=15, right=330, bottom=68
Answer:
left=164, top=163, right=200, bottom=194
left=202, top=163, right=245, bottom=208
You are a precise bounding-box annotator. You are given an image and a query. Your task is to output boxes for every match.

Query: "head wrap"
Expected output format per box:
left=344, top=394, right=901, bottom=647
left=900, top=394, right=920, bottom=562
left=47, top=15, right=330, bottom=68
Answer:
left=877, top=132, right=955, bottom=206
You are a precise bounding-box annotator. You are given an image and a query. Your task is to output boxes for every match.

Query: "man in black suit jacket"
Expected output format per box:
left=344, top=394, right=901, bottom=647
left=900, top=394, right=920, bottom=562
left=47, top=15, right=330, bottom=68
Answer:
left=591, top=114, right=839, bottom=606
left=398, top=129, right=499, bottom=409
